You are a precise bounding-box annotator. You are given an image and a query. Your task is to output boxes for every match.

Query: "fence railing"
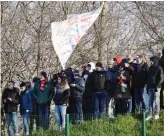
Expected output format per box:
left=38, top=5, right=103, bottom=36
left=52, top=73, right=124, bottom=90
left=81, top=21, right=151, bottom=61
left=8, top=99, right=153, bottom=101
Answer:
left=1, top=112, right=147, bottom=136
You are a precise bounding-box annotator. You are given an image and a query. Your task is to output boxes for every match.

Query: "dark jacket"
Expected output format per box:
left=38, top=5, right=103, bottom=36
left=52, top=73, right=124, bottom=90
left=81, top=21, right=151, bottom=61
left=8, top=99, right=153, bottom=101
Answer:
left=147, top=56, right=164, bottom=89
left=88, top=70, right=110, bottom=92
left=114, top=70, right=131, bottom=99
left=32, top=80, right=54, bottom=105
left=20, top=89, right=33, bottom=115
left=107, top=68, right=116, bottom=96
left=53, top=84, right=70, bottom=105
left=132, top=63, right=149, bottom=88
left=70, top=78, right=85, bottom=98
left=2, top=87, right=20, bottom=113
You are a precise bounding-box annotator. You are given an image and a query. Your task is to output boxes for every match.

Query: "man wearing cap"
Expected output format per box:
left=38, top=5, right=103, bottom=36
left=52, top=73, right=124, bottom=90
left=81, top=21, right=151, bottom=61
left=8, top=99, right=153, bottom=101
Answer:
left=88, top=62, right=110, bottom=119
left=69, top=70, right=85, bottom=123
left=32, top=71, right=54, bottom=130
left=159, top=49, right=164, bottom=109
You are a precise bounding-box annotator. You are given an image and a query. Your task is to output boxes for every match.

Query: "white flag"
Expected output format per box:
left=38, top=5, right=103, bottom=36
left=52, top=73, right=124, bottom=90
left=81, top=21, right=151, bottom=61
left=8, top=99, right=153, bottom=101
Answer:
left=51, top=4, right=104, bottom=69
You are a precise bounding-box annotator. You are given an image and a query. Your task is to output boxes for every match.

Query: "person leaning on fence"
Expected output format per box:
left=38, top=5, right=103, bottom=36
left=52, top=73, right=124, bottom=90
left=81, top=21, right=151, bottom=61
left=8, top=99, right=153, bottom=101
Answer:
left=132, top=55, right=149, bottom=114
left=146, top=56, right=164, bottom=121
left=159, top=48, right=164, bottom=109
left=69, top=70, right=85, bottom=124
left=113, top=61, right=131, bottom=115
left=2, top=81, right=20, bottom=136
left=88, top=62, right=110, bottom=119
left=20, top=82, right=33, bottom=136
left=53, top=76, right=70, bottom=132
left=32, top=71, right=54, bottom=130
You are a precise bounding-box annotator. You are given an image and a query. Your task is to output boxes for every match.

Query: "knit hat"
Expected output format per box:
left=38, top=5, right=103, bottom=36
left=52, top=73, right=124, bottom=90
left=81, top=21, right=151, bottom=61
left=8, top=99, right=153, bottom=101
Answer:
left=73, top=70, right=80, bottom=77
left=40, top=71, right=47, bottom=79
left=96, top=62, right=103, bottom=68
left=20, top=82, right=26, bottom=87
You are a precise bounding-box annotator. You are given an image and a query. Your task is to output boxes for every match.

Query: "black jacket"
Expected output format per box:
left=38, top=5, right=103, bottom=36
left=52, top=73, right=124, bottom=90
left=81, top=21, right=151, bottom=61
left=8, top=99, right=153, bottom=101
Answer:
left=88, top=70, right=110, bottom=92
left=147, top=56, right=164, bottom=89
left=70, top=78, right=85, bottom=98
left=2, top=87, right=20, bottom=113
left=53, top=84, right=70, bottom=105
left=132, top=63, right=149, bottom=88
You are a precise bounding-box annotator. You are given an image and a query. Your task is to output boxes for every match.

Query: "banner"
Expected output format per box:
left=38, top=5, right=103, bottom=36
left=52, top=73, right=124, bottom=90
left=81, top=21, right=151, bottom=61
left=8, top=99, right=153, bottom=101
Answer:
left=51, top=4, right=104, bottom=68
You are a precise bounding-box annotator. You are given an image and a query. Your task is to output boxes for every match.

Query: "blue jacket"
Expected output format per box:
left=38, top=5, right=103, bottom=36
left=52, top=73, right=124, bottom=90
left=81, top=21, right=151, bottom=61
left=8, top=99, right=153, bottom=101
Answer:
left=20, top=89, right=33, bottom=115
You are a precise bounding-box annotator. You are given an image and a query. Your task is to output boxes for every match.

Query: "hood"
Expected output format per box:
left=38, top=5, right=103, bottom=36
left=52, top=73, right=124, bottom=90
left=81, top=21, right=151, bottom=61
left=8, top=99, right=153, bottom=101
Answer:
left=150, top=56, right=159, bottom=66
left=88, top=62, right=95, bottom=72
left=113, top=56, right=122, bottom=65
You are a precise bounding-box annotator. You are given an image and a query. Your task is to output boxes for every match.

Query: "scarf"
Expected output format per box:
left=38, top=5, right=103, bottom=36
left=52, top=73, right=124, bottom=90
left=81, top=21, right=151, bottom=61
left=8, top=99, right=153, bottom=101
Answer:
left=40, top=79, right=48, bottom=91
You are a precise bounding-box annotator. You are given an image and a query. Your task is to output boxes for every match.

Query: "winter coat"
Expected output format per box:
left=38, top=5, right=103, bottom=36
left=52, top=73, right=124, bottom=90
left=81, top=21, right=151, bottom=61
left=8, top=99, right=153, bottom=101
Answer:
left=88, top=70, right=110, bottom=92
left=147, top=56, right=164, bottom=89
left=20, top=89, right=33, bottom=115
left=70, top=78, right=85, bottom=98
left=32, top=80, right=54, bottom=105
left=53, top=84, right=70, bottom=105
left=114, top=70, right=131, bottom=99
left=107, top=68, right=116, bottom=96
left=2, top=87, right=20, bottom=113
left=132, top=63, right=149, bottom=88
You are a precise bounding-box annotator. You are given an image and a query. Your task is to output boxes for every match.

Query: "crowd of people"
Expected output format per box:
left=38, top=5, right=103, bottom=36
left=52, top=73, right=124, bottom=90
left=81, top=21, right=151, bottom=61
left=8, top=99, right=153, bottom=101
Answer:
left=1, top=49, right=164, bottom=136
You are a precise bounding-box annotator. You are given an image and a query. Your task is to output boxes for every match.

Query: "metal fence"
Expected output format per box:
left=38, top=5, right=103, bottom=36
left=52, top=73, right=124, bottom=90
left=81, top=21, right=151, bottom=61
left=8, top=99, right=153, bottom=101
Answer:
left=1, top=111, right=147, bottom=136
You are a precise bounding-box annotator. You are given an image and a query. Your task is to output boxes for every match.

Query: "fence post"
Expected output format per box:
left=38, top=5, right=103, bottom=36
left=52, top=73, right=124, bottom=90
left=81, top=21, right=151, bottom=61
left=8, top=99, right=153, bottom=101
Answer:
left=142, top=111, right=146, bottom=136
left=65, top=114, right=70, bottom=136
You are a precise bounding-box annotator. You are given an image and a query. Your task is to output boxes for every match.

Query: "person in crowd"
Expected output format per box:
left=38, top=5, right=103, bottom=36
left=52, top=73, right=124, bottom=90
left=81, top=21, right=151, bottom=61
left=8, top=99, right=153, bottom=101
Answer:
left=113, top=56, right=123, bottom=70
left=126, top=55, right=137, bottom=113
left=82, top=62, right=96, bottom=120
left=106, top=60, right=116, bottom=118
left=114, top=62, right=131, bottom=115
left=53, top=76, right=70, bottom=131
left=132, top=55, right=149, bottom=113
left=65, top=67, right=75, bottom=85
left=146, top=56, right=164, bottom=120
left=159, top=49, right=164, bottom=109
left=32, top=71, right=54, bottom=130
left=20, top=82, right=33, bottom=135
left=69, top=70, right=85, bottom=123
left=88, top=62, right=110, bottom=119
left=87, top=62, right=96, bottom=73
left=2, top=81, right=20, bottom=136
left=81, top=63, right=87, bottom=77
left=30, top=77, right=39, bottom=131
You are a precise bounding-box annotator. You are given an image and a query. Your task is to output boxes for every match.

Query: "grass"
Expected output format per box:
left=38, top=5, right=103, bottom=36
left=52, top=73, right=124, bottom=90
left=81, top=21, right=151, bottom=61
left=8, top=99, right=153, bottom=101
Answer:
left=30, top=110, right=164, bottom=136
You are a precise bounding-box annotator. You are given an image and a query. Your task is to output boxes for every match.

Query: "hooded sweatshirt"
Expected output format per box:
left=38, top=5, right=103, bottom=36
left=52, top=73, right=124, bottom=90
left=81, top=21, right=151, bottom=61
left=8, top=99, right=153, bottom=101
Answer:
left=147, top=56, right=164, bottom=89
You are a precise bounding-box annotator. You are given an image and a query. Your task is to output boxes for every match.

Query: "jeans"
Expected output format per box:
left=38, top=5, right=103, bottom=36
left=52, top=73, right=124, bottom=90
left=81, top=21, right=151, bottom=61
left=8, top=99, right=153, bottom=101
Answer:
left=147, top=88, right=160, bottom=116
left=22, top=113, right=30, bottom=134
left=106, top=94, right=115, bottom=116
left=127, top=99, right=132, bottom=113
left=6, top=112, right=19, bottom=136
left=54, top=105, right=67, bottom=129
left=38, top=104, right=50, bottom=130
left=92, top=91, right=106, bottom=118
left=134, top=88, right=148, bottom=112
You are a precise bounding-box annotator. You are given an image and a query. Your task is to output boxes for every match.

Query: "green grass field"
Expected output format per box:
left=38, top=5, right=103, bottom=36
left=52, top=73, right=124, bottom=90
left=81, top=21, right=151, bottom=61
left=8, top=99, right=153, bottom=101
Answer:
left=31, top=110, right=164, bottom=136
